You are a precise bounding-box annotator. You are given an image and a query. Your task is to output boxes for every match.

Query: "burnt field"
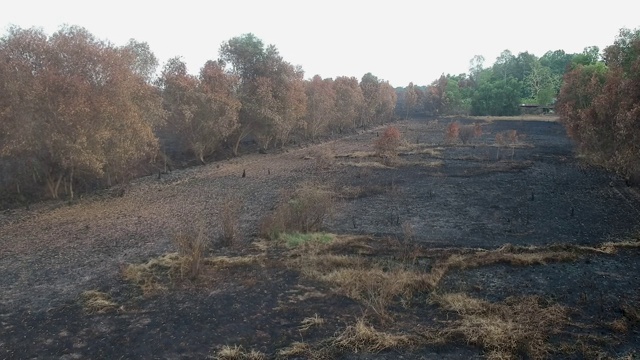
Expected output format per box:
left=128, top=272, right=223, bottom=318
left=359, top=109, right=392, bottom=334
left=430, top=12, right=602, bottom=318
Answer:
left=1, top=116, right=639, bottom=359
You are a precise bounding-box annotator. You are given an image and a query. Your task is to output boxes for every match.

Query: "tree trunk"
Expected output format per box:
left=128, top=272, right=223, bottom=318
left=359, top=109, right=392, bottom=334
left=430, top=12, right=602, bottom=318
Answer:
left=69, top=168, right=74, bottom=200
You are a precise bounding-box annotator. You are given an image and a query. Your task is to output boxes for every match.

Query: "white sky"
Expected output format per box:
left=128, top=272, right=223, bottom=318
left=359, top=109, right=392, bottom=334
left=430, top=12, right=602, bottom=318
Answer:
left=2, top=0, right=639, bottom=87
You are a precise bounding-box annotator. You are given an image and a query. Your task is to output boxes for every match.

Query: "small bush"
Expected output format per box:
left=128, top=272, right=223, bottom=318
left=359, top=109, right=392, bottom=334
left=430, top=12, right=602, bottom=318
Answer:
left=173, top=225, right=208, bottom=279
left=448, top=122, right=482, bottom=144
left=445, top=122, right=460, bottom=143
left=374, top=126, right=402, bottom=157
left=260, top=184, right=335, bottom=239
left=220, top=196, right=241, bottom=247
left=459, top=123, right=482, bottom=144
left=495, top=130, right=520, bottom=159
left=314, top=147, right=335, bottom=170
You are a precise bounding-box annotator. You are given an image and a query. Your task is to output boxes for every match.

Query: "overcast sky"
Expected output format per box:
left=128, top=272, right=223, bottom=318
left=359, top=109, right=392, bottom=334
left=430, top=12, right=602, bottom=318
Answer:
left=2, top=0, right=638, bottom=87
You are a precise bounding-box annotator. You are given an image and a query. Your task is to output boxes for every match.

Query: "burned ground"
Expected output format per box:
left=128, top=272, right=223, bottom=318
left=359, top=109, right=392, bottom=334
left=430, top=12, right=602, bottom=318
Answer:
left=1, top=116, right=639, bottom=359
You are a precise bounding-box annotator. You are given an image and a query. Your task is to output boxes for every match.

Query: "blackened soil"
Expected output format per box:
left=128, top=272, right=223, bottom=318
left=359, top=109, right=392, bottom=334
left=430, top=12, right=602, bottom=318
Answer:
left=2, top=117, right=639, bottom=359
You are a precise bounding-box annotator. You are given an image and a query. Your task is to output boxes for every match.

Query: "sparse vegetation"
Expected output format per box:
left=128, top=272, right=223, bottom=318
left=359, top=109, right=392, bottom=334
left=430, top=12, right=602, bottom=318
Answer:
left=173, top=225, right=209, bottom=279
left=214, top=345, right=266, bottom=360
left=80, top=290, right=119, bottom=314
left=299, top=314, right=325, bottom=331
left=445, top=121, right=460, bottom=144
left=332, top=318, right=418, bottom=353
left=445, top=121, right=482, bottom=144
left=260, top=183, right=335, bottom=239
left=374, top=126, right=402, bottom=157
left=431, top=293, right=569, bottom=359
left=280, top=232, right=335, bottom=248
left=459, top=123, right=483, bottom=144
left=220, top=196, right=241, bottom=247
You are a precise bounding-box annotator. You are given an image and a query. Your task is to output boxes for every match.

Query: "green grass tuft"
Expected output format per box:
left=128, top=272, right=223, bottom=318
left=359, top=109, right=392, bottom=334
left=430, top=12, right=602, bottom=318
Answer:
left=281, top=232, right=335, bottom=247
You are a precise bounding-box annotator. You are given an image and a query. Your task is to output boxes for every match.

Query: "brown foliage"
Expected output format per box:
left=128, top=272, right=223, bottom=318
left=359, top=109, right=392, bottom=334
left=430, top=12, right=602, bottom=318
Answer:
left=374, top=126, right=402, bottom=157
left=557, top=28, right=640, bottom=179
left=445, top=122, right=460, bottom=143
left=0, top=26, right=162, bottom=200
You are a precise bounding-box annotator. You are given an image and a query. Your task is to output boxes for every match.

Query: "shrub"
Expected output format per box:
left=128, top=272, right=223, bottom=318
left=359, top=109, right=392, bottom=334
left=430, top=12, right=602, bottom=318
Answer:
left=374, top=126, right=402, bottom=157
left=220, top=196, right=241, bottom=246
left=260, top=184, right=335, bottom=239
left=173, top=225, right=208, bottom=279
left=314, top=147, right=335, bottom=170
left=495, top=130, right=520, bottom=159
left=445, top=122, right=460, bottom=143
left=452, top=122, right=482, bottom=144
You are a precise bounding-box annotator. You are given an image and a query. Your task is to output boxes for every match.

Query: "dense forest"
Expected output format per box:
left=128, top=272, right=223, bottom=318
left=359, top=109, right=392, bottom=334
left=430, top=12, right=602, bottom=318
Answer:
left=1, top=25, right=639, bottom=204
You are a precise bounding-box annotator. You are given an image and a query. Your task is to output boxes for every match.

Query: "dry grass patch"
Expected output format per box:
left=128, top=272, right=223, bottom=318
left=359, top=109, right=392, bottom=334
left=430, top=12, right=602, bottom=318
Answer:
left=397, top=144, right=443, bottom=157
left=444, top=246, right=580, bottom=270
left=220, top=196, right=241, bottom=247
left=205, top=255, right=263, bottom=267
left=123, top=253, right=262, bottom=295
left=276, top=342, right=312, bottom=358
left=332, top=318, right=418, bottom=353
left=260, top=183, right=335, bottom=239
left=599, top=238, right=640, bottom=253
left=213, top=345, right=266, bottom=360
left=337, top=160, right=392, bottom=169
left=173, top=225, right=209, bottom=279
left=299, top=314, right=325, bottom=331
left=432, top=293, right=569, bottom=360
left=80, top=290, right=119, bottom=314
left=280, top=232, right=335, bottom=248
left=289, top=245, right=434, bottom=317
left=399, top=159, right=445, bottom=168
left=320, top=267, right=435, bottom=317
left=122, top=253, right=181, bottom=294
left=336, top=151, right=376, bottom=159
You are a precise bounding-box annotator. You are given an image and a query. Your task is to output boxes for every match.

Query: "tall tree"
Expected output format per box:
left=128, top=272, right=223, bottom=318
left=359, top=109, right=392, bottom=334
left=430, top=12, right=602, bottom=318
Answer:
left=304, top=75, right=336, bottom=140
left=0, top=26, right=162, bottom=199
left=360, top=72, right=380, bottom=128
left=333, top=76, right=364, bottom=132
left=404, top=82, right=418, bottom=119
left=219, top=34, right=304, bottom=153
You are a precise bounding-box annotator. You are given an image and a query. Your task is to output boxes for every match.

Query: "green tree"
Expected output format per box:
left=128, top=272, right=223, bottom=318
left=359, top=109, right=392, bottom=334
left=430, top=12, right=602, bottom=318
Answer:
left=471, top=77, right=522, bottom=116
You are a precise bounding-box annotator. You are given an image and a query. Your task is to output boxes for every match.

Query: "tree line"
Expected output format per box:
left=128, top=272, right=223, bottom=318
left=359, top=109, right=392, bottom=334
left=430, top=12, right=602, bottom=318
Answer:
left=397, top=46, right=601, bottom=117
left=395, top=26, right=640, bottom=181
left=556, top=28, right=640, bottom=182
left=0, top=28, right=396, bottom=204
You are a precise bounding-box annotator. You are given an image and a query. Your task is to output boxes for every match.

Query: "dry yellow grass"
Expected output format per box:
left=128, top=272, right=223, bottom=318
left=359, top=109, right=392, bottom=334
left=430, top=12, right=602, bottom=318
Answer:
left=80, top=290, right=119, bottom=314
left=332, top=318, right=417, bottom=353
left=122, top=253, right=181, bottom=294
left=276, top=342, right=311, bottom=358
left=432, top=293, right=569, bottom=360
left=299, top=314, right=325, bottom=331
left=213, top=345, right=266, bottom=360
left=396, top=144, right=443, bottom=157
left=123, top=253, right=263, bottom=295
left=337, top=161, right=392, bottom=169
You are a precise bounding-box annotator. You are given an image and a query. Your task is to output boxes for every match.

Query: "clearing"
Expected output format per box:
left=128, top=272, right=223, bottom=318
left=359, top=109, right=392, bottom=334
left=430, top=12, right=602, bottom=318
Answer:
left=1, top=116, right=639, bottom=359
